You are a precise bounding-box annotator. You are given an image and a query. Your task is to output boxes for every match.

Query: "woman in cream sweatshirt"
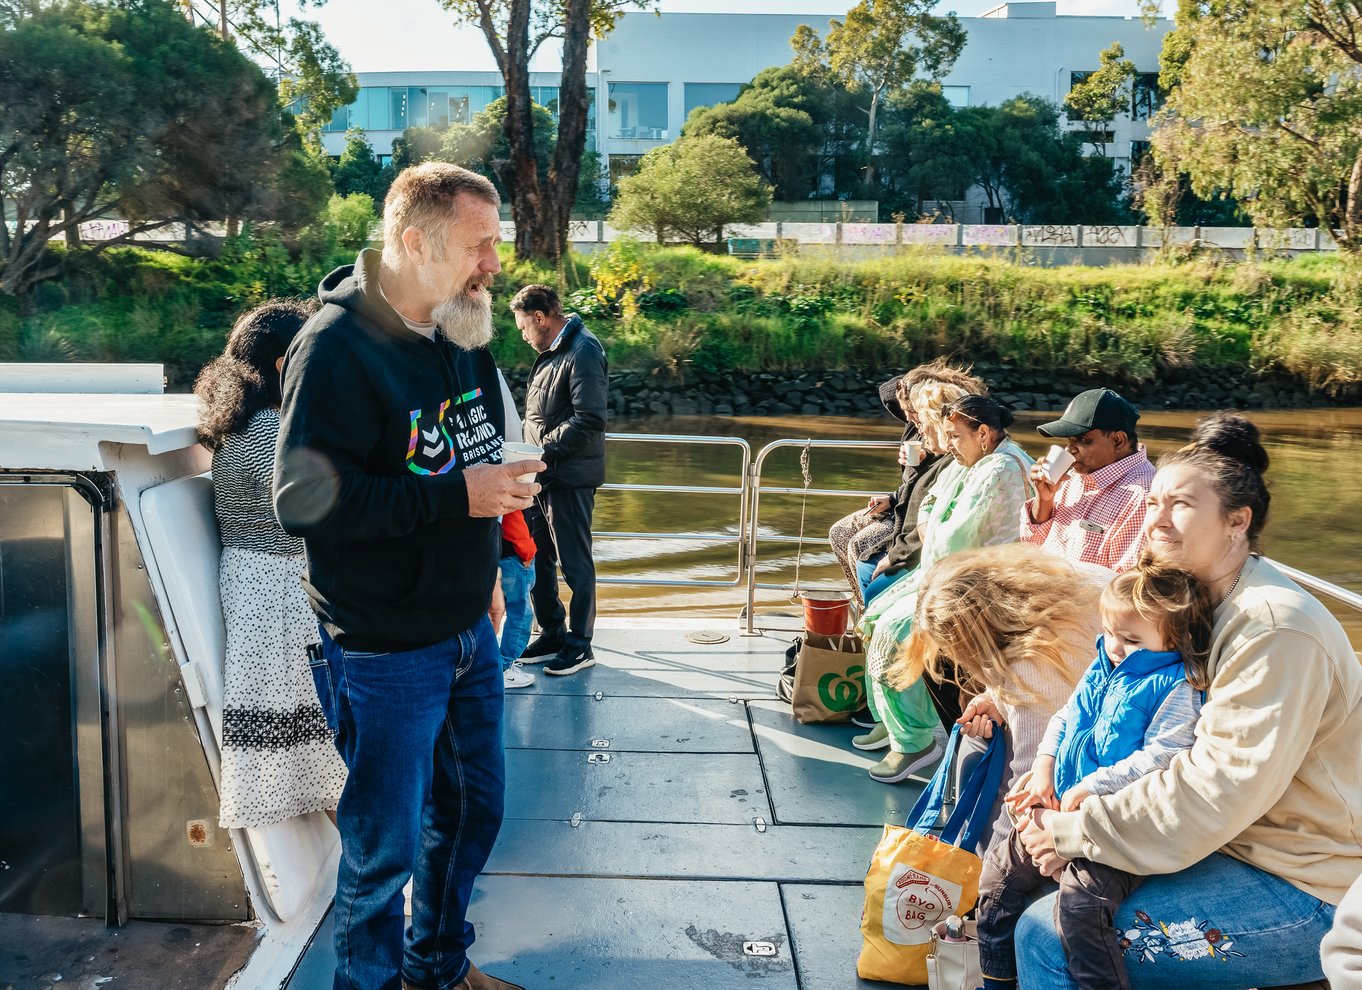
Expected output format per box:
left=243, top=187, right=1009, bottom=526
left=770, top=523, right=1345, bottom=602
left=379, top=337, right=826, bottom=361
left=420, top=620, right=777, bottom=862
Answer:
left=1013, top=413, right=1362, bottom=989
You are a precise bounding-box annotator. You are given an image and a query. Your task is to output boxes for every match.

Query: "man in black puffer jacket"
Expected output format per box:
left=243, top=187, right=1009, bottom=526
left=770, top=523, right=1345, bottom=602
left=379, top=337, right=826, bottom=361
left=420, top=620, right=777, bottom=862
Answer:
left=513, top=284, right=608, bottom=676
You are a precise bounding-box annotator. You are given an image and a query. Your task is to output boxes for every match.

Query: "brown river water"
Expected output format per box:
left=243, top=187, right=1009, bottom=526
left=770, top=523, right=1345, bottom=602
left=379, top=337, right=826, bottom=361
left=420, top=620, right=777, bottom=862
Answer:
left=589, top=409, right=1362, bottom=641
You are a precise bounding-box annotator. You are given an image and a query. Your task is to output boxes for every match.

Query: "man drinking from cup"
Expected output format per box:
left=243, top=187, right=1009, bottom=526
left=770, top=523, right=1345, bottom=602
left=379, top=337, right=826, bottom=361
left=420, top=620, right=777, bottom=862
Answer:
left=1020, top=387, right=1154, bottom=573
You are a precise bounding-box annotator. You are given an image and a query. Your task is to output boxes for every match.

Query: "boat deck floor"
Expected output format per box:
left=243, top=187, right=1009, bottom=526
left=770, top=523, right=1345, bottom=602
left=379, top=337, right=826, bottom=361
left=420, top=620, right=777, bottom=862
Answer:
left=290, top=621, right=935, bottom=990
left=0, top=911, right=258, bottom=990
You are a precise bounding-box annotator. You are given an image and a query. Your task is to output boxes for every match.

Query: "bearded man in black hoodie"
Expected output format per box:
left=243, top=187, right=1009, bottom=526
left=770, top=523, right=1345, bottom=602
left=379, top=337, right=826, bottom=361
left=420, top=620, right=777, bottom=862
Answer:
left=274, top=163, right=536, bottom=990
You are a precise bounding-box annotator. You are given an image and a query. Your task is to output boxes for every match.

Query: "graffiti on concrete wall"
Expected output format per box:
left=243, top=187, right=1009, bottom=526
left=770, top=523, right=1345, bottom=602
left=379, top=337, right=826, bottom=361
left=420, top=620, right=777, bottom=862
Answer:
left=842, top=223, right=897, bottom=245
left=1085, top=225, right=1135, bottom=247
left=963, top=225, right=1014, bottom=246
left=1021, top=225, right=1078, bottom=246
left=900, top=225, right=958, bottom=245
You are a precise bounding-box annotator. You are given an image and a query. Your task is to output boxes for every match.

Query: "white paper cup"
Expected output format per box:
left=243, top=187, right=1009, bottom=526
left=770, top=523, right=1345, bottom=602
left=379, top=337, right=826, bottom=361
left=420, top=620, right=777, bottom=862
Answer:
left=1042, top=445, right=1075, bottom=484
left=503, top=441, right=544, bottom=483
left=902, top=440, right=923, bottom=467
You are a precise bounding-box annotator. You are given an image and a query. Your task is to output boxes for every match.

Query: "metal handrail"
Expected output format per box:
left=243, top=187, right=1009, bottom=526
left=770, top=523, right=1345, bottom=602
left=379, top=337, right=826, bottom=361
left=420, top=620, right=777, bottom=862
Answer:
left=743, top=438, right=902, bottom=633
left=588, top=433, right=1362, bottom=637
left=1266, top=559, right=1362, bottom=613
left=595, top=432, right=751, bottom=588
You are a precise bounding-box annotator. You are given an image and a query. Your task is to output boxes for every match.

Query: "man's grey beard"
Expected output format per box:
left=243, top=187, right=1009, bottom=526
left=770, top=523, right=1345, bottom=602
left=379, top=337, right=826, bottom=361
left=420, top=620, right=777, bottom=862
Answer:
left=434, top=291, right=494, bottom=350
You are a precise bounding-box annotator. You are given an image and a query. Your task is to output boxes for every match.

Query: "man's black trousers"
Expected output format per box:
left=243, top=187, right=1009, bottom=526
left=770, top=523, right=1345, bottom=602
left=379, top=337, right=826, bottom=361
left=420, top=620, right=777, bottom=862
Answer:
left=525, top=486, right=597, bottom=650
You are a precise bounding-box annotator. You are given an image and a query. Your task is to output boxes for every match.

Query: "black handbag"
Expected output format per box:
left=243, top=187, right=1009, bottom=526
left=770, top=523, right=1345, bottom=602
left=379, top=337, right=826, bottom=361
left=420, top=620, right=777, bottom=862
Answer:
left=776, top=636, right=801, bottom=704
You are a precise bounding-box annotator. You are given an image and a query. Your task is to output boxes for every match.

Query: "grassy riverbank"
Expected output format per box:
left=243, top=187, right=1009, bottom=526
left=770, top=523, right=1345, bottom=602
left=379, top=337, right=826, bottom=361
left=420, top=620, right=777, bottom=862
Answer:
left=3, top=238, right=1360, bottom=396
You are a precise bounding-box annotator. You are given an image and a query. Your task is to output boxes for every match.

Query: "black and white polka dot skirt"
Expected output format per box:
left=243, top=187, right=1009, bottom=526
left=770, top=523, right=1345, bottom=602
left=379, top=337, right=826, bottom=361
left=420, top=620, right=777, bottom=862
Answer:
left=218, top=547, right=347, bottom=828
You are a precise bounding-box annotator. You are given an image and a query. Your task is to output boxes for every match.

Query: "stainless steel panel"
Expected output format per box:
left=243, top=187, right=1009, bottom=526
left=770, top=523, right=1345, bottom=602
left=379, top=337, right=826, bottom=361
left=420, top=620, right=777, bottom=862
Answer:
left=0, top=485, right=83, bottom=914
left=109, top=506, right=248, bottom=921
left=65, top=487, right=107, bottom=916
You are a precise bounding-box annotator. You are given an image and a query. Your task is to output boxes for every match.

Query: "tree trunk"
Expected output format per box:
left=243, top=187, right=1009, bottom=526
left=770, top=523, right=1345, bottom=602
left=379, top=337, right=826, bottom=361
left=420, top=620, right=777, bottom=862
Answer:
left=528, top=0, right=593, bottom=264
left=493, top=0, right=544, bottom=261
left=61, top=202, right=81, bottom=247
left=863, top=89, right=880, bottom=195
left=1342, top=150, right=1362, bottom=254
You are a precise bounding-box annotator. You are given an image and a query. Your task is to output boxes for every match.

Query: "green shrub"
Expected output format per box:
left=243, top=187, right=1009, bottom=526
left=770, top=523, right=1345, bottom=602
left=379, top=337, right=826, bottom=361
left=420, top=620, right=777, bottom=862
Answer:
left=10, top=240, right=1362, bottom=393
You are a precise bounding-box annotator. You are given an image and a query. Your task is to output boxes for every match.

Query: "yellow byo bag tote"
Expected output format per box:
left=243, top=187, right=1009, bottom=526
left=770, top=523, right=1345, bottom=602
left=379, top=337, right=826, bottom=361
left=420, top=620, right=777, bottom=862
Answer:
left=857, top=725, right=1005, bottom=985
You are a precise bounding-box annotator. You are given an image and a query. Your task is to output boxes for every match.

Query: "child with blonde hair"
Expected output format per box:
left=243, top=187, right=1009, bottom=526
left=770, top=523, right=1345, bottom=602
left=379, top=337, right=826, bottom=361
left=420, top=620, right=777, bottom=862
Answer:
left=974, top=554, right=1215, bottom=990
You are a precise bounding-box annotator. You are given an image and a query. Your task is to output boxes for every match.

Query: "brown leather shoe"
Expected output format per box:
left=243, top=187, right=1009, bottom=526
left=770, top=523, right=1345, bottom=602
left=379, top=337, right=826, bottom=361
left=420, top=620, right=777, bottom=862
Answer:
left=452, top=963, right=525, bottom=990
left=403, top=964, right=525, bottom=990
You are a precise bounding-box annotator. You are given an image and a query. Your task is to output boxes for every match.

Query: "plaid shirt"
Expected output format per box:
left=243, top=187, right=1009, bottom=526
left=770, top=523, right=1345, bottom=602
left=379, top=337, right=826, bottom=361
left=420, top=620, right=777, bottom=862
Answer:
left=1020, top=446, right=1155, bottom=573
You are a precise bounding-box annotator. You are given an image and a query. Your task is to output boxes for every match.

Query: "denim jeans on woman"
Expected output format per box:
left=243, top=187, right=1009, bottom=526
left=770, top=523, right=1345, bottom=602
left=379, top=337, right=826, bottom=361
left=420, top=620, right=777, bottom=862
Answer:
left=498, top=555, right=535, bottom=669
left=1015, top=851, right=1335, bottom=989
left=313, top=617, right=505, bottom=990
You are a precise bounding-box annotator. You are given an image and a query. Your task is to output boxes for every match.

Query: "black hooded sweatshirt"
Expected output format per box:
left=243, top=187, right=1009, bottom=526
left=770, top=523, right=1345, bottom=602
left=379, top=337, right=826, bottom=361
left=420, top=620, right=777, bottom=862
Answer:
left=274, top=250, right=506, bottom=651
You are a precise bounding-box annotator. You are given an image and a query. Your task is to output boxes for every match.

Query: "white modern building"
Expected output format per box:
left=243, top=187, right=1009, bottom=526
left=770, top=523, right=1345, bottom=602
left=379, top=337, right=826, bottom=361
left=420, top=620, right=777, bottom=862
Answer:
left=321, top=1, right=1171, bottom=217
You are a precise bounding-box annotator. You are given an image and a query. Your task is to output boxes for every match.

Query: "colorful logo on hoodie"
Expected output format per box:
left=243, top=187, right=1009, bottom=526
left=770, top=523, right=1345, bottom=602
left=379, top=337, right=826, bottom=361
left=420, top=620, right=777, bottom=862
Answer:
left=406, top=400, right=458, bottom=476
left=406, top=390, right=501, bottom=475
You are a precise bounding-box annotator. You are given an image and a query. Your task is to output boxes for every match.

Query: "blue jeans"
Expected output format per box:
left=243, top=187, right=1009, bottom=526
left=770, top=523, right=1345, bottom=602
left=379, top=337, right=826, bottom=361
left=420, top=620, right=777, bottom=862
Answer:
left=856, top=552, right=900, bottom=605
left=1015, top=851, right=1335, bottom=989
left=498, top=556, right=535, bottom=669
left=313, top=618, right=505, bottom=990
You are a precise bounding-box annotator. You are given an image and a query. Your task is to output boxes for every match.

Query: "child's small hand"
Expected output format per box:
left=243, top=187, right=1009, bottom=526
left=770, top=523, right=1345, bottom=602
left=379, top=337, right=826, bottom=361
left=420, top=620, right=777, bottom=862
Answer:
left=1059, top=785, right=1092, bottom=812
left=1005, top=757, right=1058, bottom=812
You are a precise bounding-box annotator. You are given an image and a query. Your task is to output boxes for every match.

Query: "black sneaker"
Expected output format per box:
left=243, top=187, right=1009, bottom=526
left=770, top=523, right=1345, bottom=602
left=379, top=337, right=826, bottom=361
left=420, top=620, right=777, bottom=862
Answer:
left=543, top=646, right=595, bottom=676
left=520, top=628, right=565, bottom=662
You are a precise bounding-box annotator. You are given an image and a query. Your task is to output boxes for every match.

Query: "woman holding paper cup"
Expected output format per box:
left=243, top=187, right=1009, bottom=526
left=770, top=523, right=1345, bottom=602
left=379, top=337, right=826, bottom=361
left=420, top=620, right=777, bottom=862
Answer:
left=853, top=395, right=1033, bottom=783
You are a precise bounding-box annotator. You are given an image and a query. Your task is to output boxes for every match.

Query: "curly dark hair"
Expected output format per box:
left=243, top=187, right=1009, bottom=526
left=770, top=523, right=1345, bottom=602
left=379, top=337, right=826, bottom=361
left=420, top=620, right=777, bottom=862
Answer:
left=194, top=299, right=315, bottom=449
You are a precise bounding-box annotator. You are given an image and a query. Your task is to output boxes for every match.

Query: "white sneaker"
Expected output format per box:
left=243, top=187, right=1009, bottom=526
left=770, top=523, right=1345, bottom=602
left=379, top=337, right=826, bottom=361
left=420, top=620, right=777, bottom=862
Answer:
left=503, top=662, right=535, bottom=689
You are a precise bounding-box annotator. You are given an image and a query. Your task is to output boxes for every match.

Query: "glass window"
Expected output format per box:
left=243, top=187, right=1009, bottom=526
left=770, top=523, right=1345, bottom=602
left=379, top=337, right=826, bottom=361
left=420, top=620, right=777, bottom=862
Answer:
left=325, top=104, right=348, bottom=133
left=609, top=154, right=644, bottom=186
left=389, top=88, right=408, bottom=131
left=467, top=85, right=503, bottom=116
left=683, top=83, right=741, bottom=117
left=349, top=87, right=390, bottom=130
left=1132, top=73, right=1162, bottom=120
left=607, top=82, right=668, bottom=140
left=406, top=88, right=428, bottom=128
left=427, top=88, right=451, bottom=129
left=941, top=86, right=969, bottom=108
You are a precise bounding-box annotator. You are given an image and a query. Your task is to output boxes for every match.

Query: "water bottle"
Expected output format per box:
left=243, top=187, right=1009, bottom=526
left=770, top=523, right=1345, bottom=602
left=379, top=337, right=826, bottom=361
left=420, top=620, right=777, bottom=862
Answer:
left=942, top=915, right=965, bottom=942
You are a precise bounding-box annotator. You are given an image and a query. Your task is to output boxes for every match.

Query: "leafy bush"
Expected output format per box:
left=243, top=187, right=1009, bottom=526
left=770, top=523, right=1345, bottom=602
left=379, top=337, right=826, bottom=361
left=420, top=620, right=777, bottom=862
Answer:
left=10, top=240, right=1362, bottom=396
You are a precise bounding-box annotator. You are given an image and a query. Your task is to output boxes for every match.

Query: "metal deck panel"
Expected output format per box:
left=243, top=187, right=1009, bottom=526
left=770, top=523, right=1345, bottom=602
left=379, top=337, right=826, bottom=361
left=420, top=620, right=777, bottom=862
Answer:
left=504, top=695, right=756, bottom=753
left=515, top=634, right=795, bottom=699
left=780, top=884, right=912, bottom=990
left=465, top=876, right=799, bottom=989
left=485, top=820, right=882, bottom=884
left=504, top=750, right=770, bottom=824
left=748, top=701, right=936, bottom=827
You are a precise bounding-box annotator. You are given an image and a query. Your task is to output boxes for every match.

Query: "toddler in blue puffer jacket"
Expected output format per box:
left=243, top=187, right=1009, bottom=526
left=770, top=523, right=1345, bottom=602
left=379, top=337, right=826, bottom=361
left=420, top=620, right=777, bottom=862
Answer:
left=974, top=554, right=1215, bottom=990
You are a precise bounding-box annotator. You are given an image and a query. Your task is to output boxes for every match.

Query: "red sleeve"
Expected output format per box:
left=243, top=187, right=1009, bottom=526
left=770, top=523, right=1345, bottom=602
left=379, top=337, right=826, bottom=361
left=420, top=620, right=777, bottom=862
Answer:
left=501, top=509, right=537, bottom=564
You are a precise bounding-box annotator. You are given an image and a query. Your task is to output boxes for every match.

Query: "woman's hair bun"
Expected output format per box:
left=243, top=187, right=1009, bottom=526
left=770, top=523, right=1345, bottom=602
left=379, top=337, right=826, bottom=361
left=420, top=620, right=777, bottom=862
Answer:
left=1191, top=412, right=1269, bottom=477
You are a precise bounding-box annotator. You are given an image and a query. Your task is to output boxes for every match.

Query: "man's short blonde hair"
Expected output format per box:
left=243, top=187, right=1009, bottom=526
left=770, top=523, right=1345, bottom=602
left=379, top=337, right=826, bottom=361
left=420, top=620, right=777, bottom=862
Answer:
left=382, top=163, right=500, bottom=266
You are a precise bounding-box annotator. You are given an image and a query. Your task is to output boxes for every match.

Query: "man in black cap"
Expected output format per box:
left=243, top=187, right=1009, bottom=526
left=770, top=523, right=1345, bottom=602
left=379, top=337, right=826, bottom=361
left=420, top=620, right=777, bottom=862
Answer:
left=1021, top=387, right=1155, bottom=573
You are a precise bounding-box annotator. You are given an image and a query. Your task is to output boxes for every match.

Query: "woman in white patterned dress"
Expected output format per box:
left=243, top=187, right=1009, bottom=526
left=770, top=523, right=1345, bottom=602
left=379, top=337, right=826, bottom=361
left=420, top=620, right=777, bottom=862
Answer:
left=195, top=300, right=346, bottom=828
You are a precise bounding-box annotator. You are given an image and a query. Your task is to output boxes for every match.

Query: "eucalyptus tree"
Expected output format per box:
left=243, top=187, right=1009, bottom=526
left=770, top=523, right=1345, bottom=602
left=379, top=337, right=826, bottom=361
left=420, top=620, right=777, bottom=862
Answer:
left=1149, top=0, right=1362, bottom=252
left=439, top=0, right=648, bottom=262
left=790, top=0, right=965, bottom=194
left=0, top=0, right=328, bottom=297
left=1064, top=42, right=1136, bottom=157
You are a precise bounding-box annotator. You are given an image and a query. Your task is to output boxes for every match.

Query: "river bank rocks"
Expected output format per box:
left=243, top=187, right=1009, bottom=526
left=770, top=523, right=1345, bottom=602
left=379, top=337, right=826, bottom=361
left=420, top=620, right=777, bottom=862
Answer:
left=505, top=364, right=1354, bottom=420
